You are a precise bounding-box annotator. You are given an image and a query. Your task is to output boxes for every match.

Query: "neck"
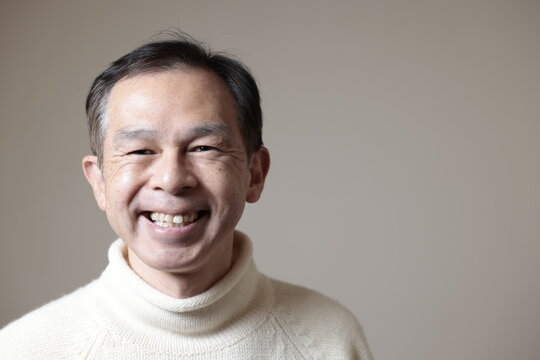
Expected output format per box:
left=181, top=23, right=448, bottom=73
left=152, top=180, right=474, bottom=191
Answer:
left=126, top=242, right=237, bottom=299
left=98, top=234, right=271, bottom=348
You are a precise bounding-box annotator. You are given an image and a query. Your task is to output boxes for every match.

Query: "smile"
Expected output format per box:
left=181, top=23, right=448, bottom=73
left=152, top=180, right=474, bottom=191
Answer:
left=148, top=211, right=202, bottom=228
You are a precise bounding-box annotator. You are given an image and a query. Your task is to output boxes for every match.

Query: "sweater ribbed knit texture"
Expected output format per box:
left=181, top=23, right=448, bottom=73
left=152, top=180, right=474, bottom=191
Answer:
left=0, top=232, right=373, bottom=359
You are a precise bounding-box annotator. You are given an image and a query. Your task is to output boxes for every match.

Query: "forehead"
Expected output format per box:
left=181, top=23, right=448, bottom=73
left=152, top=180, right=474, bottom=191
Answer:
left=105, top=68, right=237, bottom=134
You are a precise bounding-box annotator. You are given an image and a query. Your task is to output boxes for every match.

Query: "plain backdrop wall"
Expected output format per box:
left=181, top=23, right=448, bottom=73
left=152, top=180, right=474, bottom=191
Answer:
left=1, top=1, right=539, bottom=359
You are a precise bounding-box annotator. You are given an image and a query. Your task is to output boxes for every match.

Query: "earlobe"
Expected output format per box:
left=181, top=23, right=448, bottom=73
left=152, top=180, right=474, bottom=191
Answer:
left=82, top=155, right=107, bottom=211
left=246, top=147, right=270, bottom=203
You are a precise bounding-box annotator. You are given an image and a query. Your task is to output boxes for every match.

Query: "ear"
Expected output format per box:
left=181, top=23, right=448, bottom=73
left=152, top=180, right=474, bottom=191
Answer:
left=246, top=147, right=271, bottom=203
left=82, top=155, right=107, bottom=211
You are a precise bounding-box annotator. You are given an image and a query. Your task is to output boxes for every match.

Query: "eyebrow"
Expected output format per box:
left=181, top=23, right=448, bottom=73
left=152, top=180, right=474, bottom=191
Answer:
left=113, top=128, right=158, bottom=144
left=188, top=124, right=231, bottom=141
left=112, top=124, right=232, bottom=145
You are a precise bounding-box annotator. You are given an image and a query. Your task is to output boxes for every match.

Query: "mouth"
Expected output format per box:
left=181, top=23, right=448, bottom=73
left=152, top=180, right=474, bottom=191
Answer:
left=143, top=210, right=207, bottom=228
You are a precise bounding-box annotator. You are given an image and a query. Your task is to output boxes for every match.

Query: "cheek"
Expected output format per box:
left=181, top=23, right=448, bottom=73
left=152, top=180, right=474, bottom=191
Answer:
left=219, top=172, right=251, bottom=207
left=106, top=165, right=146, bottom=205
left=197, top=163, right=249, bottom=201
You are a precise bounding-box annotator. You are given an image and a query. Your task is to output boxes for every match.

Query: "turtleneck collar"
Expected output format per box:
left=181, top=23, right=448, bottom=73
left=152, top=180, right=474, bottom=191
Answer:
left=94, top=231, right=273, bottom=354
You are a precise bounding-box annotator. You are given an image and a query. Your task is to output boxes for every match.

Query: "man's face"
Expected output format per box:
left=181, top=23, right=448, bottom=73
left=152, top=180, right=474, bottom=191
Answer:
left=83, top=68, right=268, bottom=276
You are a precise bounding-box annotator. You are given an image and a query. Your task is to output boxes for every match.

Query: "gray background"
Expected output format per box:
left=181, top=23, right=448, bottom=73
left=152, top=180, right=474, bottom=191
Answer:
left=1, top=1, right=539, bottom=359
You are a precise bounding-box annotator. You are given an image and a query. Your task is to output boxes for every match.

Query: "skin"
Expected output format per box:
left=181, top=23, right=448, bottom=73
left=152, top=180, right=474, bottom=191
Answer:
left=83, top=68, right=270, bottom=298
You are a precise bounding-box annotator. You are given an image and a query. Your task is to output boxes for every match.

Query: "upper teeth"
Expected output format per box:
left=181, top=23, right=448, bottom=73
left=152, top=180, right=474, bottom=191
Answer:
left=150, top=211, right=198, bottom=227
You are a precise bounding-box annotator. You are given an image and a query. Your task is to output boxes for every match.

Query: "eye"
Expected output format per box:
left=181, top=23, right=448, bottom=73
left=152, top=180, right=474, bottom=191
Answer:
left=193, top=145, right=218, bottom=152
left=129, top=149, right=155, bottom=155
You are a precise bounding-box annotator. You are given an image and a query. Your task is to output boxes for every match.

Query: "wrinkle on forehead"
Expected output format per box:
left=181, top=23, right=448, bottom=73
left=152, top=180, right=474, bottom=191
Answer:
left=105, top=69, right=241, bottom=150
left=109, top=69, right=234, bottom=118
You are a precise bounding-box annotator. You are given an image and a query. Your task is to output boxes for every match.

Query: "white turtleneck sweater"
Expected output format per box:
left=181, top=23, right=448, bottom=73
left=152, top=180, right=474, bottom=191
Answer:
left=0, top=232, right=373, bottom=359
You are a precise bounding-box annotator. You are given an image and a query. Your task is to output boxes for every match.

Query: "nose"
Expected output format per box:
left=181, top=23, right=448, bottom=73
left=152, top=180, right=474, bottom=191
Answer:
left=149, top=151, right=197, bottom=194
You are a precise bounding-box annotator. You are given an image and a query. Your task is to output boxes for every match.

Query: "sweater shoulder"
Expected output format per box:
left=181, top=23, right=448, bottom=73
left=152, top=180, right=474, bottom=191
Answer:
left=269, top=278, right=373, bottom=360
left=270, top=278, right=355, bottom=322
left=0, top=280, right=101, bottom=359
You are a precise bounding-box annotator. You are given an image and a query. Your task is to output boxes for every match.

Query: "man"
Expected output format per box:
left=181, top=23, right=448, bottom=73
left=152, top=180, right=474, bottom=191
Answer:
left=0, top=33, right=373, bottom=359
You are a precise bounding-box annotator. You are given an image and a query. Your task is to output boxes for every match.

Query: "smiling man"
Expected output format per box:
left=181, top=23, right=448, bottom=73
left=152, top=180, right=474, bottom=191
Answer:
left=0, top=34, right=373, bottom=359
left=85, top=68, right=263, bottom=300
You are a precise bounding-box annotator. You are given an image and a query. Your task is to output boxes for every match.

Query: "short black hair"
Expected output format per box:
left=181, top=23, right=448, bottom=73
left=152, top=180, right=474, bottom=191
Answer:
left=86, top=32, right=263, bottom=164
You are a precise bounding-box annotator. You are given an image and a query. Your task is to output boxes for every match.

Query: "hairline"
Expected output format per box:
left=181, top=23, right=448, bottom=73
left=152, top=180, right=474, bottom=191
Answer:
left=87, top=35, right=263, bottom=167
